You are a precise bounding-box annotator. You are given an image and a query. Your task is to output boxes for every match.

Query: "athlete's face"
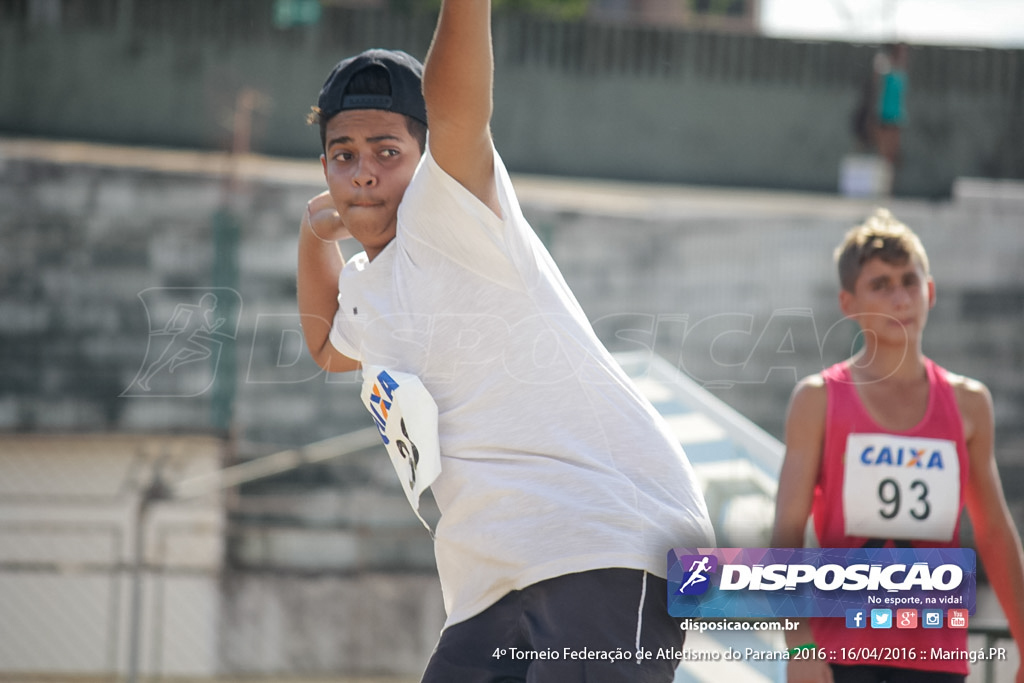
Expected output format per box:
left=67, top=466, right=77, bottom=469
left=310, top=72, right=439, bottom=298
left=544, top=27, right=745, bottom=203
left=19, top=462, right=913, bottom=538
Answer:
left=840, top=256, right=935, bottom=347
left=321, top=109, right=422, bottom=261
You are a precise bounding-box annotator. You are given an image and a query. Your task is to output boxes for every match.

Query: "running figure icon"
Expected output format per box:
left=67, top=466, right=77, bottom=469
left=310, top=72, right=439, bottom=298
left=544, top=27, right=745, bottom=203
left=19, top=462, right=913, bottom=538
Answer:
left=136, top=293, right=226, bottom=391
left=678, top=556, right=712, bottom=593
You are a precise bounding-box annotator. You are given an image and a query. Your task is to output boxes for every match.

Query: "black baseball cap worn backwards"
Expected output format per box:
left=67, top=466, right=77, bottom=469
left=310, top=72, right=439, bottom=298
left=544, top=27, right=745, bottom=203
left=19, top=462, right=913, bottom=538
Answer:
left=317, top=49, right=428, bottom=126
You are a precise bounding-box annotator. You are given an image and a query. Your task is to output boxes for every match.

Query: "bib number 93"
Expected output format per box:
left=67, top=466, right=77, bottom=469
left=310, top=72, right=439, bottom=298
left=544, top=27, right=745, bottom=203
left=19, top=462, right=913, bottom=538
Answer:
left=843, top=433, right=958, bottom=542
left=877, top=478, right=930, bottom=521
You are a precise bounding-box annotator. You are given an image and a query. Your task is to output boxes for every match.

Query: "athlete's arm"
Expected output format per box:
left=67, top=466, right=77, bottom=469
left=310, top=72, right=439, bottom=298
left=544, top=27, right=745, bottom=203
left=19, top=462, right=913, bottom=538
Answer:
left=772, top=375, right=826, bottom=547
left=422, top=0, right=500, bottom=217
left=771, top=375, right=833, bottom=683
left=959, top=378, right=1024, bottom=683
left=296, top=190, right=360, bottom=373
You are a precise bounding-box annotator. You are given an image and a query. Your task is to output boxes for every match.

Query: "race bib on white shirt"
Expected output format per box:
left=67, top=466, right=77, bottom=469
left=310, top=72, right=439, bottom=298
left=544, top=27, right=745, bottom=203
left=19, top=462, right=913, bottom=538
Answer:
left=360, top=368, right=441, bottom=513
left=843, top=433, right=960, bottom=542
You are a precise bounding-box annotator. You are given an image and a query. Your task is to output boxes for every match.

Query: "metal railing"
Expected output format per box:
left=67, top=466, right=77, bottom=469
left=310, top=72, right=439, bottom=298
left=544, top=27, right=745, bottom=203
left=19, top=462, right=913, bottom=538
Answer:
left=2, top=0, right=1021, bottom=95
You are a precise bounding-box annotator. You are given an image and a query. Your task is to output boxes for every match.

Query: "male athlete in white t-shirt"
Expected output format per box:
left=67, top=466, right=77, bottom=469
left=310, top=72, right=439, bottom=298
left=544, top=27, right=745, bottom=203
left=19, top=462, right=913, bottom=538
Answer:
left=296, top=2, right=715, bottom=680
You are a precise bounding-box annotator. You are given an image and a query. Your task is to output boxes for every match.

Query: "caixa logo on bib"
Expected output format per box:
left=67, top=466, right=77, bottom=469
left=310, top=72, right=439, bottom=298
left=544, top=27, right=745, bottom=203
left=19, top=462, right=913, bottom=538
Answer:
left=360, top=368, right=442, bottom=515
left=667, top=548, right=976, bottom=619
left=367, top=370, right=420, bottom=487
left=858, top=444, right=946, bottom=469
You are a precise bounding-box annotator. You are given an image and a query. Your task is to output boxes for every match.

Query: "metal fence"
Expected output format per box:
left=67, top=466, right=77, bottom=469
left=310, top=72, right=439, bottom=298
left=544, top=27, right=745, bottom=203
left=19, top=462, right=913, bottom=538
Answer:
left=0, top=435, right=225, bottom=677
left=2, top=0, right=1022, bottom=95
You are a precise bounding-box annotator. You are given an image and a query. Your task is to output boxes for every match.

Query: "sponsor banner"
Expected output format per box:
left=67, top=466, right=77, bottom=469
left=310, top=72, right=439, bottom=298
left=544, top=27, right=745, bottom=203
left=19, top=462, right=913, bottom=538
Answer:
left=667, top=547, right=975, bottom=618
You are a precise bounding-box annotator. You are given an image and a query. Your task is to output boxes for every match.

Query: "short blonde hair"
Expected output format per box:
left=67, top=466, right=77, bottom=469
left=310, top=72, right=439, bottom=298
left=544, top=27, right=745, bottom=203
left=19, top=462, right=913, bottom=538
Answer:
left=834, top=208, right=930, bottom=293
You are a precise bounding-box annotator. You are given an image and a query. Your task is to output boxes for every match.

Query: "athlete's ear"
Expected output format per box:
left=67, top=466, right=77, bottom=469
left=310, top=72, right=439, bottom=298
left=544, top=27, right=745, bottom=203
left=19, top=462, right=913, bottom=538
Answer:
left=321, top=154, right=327, bottom=178
left=927, top=277, right=936, bottom=309
left=838, top=288, right=856, bottom=318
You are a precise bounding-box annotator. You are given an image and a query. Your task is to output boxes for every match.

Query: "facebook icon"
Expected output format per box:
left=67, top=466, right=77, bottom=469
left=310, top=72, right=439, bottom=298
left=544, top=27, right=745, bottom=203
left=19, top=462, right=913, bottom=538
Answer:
left=846, top=609, right=866, bottom=629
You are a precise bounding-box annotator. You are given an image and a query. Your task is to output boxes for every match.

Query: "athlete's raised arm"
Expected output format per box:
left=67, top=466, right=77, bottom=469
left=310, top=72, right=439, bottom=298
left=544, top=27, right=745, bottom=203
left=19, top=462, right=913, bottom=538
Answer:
left=422, top=0, right=500, bottom=217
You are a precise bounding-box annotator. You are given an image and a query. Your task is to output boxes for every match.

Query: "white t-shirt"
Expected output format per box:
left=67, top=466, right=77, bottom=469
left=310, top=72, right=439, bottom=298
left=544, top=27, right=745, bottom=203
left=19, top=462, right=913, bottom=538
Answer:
left=330, top=146, right=715, bottom=627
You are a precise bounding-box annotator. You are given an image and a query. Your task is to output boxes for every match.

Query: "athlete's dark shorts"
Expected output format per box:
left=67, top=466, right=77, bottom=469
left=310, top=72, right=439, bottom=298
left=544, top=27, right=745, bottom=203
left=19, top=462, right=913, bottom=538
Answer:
left=831, top=664, right=965, bottom=683
left=420, top=568, right=684, bottom=683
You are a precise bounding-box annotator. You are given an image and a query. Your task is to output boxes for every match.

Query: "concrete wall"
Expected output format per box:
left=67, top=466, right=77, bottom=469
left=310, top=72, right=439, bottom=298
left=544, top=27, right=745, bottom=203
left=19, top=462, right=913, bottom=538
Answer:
left=1, top=3, right=1022, bottom=196
left=2, top=137, right=1024, bottom=678
left=2, top=432, right=1018, bottom=679
left=0, top=139, right=365, bottom=445
left=219, top=572, right=444, bottom=676
left=0, top=432, right=444, bottom=679
left=2, top=136, right=1023, bottom=475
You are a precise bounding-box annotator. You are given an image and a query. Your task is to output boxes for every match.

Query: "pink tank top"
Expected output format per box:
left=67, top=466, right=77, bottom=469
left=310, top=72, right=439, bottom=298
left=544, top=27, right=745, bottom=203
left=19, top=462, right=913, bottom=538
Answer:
left=810, top=358, right=969, bottom=674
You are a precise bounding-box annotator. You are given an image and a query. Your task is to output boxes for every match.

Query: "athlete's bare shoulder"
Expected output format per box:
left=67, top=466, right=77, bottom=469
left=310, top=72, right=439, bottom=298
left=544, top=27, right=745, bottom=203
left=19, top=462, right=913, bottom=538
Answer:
left=945, top=369, right=985, bottom=391
left=792, top=372, right=827, bottom=402
left=945, top=370, right=992, bottom=406
left=786, top=373, right=827, bottom=432
left=945, top=370, right=994, bottom=442
left=798, top=372, right=826, bottom=390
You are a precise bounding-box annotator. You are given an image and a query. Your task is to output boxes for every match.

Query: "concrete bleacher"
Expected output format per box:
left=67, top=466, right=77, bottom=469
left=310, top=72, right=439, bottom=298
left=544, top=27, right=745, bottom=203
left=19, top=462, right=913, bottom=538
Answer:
left=1, top=137, right=1022, bottom=680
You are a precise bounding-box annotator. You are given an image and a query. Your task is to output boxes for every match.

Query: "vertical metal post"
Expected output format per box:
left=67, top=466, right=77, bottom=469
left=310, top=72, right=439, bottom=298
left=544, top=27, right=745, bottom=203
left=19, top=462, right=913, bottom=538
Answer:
left=125, top=491, right=147, bottom=683
left=210, top=209, right=239, bottom=434
left=126, top=462, right=169, bottom=683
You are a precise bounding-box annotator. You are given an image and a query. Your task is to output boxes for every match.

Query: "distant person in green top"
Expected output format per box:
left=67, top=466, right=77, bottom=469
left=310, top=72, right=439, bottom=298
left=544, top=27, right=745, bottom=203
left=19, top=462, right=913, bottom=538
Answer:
left=874, top=42, right=908, bottom=173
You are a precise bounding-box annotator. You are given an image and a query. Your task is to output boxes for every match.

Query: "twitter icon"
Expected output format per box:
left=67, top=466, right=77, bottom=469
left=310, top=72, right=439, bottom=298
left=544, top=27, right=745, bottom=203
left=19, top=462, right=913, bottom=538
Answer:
left=870, top=609, right=893, bottom=629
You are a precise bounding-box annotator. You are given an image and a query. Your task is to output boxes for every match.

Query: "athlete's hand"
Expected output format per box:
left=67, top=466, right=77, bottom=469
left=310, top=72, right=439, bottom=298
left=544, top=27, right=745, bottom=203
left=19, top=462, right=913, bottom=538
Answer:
left=305, top=191, right=350, bottom=242
left=787, top=658, right=834, bottom=683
